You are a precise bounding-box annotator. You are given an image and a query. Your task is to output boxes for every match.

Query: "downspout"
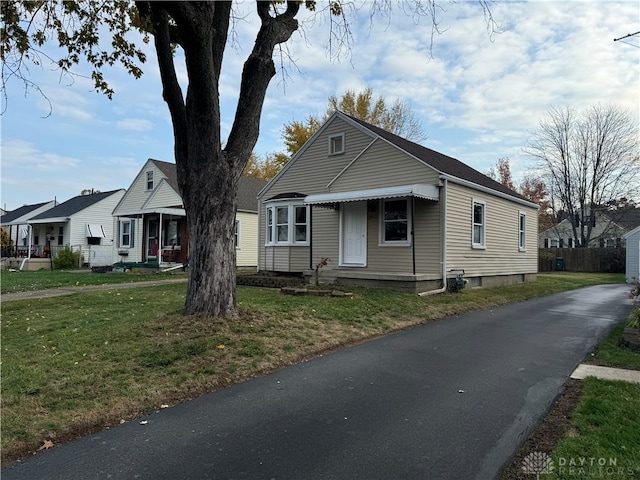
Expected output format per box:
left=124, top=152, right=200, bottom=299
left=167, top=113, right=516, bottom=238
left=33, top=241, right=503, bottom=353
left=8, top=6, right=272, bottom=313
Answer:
left=418, top=178, right=447, bottom=296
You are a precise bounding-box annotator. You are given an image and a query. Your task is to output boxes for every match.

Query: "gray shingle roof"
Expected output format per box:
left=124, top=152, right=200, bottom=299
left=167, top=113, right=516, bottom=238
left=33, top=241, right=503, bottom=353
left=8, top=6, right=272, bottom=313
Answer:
left=147, top=160, right=266, bottom=213
left=1, top=202, right=53, bottom=224
left=237, top=177, right=268, bottom=212
left=150, top=159, right=180, bottom=192
left=346, top=114, right=529, bottom=203
left=29, top=190, right=124, bottom=220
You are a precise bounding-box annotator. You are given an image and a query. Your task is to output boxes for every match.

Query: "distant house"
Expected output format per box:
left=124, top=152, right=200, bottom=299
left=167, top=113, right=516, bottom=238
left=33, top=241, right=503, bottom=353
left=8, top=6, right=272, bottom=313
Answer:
left=25, top=190, right=126, bottom=268
left=1, top=201, right=57, bottom=256
left=539, top=208, right=640, bottom=248
left=257, top=111, right=539, bottom=293
left=112, top=159, right=266, bottom=268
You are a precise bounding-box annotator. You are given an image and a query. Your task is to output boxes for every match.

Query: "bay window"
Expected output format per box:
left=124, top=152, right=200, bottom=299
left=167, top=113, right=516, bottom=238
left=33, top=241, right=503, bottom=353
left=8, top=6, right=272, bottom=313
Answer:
left=265, top=202, right=309, bottom=245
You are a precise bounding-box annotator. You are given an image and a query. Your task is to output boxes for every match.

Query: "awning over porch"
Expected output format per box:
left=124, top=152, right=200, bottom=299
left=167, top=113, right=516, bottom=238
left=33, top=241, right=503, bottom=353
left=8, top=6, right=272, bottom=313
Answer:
left=86, top=224, right=106, bottom=237
left=304, top=184, right=439, bottom=205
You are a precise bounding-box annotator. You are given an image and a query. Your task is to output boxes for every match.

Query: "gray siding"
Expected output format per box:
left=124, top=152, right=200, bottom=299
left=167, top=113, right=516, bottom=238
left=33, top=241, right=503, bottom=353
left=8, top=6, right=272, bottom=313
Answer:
left=626, top=228, right=640, bottom=282
left=259, top=117, right=375, bottom=272
left=445, top=181, right=538, bottom=277
left=330, top=139, right=440, bottom=192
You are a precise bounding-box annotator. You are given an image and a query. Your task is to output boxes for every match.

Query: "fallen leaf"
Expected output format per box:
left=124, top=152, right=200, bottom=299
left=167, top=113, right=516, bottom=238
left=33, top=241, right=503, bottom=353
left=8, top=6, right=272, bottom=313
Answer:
left=160, top=404, right=169, bottom=409
left=140, top=420, right=148, bottom=425
left=38, top=440, right=54, bottom=451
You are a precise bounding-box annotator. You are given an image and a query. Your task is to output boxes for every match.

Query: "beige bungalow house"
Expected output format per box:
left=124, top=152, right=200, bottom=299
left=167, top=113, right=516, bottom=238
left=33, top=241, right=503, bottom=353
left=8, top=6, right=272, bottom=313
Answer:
left=257, top=112, right=539, bottom=293
left=112, top=159, right=266, bottom=269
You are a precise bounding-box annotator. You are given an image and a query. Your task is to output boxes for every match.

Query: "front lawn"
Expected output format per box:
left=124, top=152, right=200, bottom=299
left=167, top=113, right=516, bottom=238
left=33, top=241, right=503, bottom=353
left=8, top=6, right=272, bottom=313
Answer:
left=0, top=272, right=626, bottom=464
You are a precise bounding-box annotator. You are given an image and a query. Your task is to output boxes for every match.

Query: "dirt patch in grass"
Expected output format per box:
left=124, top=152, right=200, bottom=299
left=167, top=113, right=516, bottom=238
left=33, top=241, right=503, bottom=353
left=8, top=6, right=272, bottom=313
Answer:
left=501, top=379, right=583, bottom=479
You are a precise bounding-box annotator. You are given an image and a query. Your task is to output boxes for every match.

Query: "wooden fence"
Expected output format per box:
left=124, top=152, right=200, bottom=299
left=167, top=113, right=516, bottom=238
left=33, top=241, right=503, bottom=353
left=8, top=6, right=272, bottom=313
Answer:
left=538, top=248, right=626, bottom=273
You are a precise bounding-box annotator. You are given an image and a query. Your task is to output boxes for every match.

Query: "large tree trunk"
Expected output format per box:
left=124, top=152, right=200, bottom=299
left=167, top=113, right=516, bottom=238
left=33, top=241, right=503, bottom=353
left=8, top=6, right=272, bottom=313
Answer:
left=182, top=165, right=239, bottom=316
left=143, top=1, right=299, bottom=316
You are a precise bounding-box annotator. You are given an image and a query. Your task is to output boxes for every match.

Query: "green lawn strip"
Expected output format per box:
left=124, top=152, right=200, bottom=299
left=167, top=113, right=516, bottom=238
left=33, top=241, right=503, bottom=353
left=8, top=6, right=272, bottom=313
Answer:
left=0, top=270, right=185, bottom=294
left=0, top=273, right=625, bottom=463
left=545, top=378, right=640, bottom=479
left=588, top=322, right=640, bottom=371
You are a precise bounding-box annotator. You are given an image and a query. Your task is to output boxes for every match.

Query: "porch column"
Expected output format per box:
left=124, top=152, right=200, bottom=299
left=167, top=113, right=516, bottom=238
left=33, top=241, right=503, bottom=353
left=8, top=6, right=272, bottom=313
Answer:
left=159, top=213, right=164, bottom=263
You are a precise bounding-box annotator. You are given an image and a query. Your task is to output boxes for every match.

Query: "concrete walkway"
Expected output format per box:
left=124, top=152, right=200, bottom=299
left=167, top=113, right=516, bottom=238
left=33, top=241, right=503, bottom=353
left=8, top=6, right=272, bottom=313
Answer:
left=1, top=278, right=188, bottom=302
left=571, top=363, right=640, bottom=384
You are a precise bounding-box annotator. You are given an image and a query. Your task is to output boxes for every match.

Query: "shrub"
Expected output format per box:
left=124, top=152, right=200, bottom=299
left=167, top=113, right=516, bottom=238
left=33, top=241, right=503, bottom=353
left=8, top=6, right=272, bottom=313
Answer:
left=53, top=247, right=81, bottom=270
left=628, top=309, right=640, bottom=329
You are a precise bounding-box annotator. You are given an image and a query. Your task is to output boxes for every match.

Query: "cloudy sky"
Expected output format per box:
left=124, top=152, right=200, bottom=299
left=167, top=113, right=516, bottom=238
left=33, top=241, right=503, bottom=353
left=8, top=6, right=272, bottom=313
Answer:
left=1, top=1, right=638, bottom=212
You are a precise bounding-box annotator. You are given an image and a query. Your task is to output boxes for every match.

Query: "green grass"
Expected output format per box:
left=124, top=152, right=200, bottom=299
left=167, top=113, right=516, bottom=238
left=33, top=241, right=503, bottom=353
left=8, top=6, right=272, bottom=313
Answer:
left=588, top=322, right=640, bottom=371
left=0, top=269, right=185, bottom=294
left=545, top=378, right=640, bottom=479
left=0, top=272, right=626, bottom=464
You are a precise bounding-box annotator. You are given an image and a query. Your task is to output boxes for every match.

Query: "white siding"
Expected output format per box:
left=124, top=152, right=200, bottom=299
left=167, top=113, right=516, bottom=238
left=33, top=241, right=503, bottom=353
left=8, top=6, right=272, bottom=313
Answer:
left=144, top=180, right=183, bottom=210
left=113, top=160, right=167, bottom=215
left=112, top=216, right=144, bottom=264
left=68, top=191, right=125, bottom=247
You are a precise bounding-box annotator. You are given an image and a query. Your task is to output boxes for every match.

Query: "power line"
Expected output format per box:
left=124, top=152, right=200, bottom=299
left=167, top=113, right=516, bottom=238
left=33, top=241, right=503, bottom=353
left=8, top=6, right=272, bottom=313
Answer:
left=613, top=31, right=640, bottom=48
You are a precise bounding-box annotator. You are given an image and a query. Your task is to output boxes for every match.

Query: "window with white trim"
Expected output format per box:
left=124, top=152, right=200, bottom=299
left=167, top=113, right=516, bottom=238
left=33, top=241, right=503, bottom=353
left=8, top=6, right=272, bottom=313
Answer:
left=265, top=202, right=309, bottom=245
left=472, top=200, right=485, bottom=248
left=518, top=212, right=526, bottom=251
left=549, top=238, right=559, bottom=248
left=328, top=133, right=345, bottom=155
left=266, top=208, right=274, bottom=244
left=380, top=198, right=410, bottom=245
left=294, top=205, right=307, bottom=242
left=235, top=220, right=240, bottom=249
left=119, top=219, right=134, bottom=248
left=146, top=171, right=154, bottom=190
left=276, top=206, right=289, bottom=242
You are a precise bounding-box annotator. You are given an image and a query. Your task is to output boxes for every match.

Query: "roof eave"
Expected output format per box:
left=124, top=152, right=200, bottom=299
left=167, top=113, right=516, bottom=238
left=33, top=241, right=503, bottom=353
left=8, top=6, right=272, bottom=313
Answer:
left=440, top=174, right=539, bottom=209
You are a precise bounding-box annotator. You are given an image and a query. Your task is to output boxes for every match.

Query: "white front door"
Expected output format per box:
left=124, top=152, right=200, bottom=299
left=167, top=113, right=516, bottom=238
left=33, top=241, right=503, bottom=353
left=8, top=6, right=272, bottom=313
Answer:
left=341, top=201, right=367, bottom=266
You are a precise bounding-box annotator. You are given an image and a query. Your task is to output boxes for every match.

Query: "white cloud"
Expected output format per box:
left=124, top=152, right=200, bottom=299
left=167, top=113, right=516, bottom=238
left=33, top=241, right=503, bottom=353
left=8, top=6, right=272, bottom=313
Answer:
left=116, top=118, right=154, bottom=131
left=1, top=0, right=638, bottom=209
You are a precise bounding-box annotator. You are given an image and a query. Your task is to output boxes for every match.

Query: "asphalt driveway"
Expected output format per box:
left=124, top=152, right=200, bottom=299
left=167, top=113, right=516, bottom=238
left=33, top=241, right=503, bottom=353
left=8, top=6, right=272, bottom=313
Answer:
left=3, top=283, right=632, bottom=480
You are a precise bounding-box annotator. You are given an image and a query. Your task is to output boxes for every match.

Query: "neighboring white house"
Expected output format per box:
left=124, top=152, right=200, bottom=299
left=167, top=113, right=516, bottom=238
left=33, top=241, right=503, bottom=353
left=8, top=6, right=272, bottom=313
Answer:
left=624, top=225, right=640, bottom=284
left=112, top=159, right=266, bottom=268
left=1, top=200, right=57, bottom=256
left=539, top=209, right=640, bottom=248
left=26, top=190, right=126, bottom=268
left=257, top=111, right=539, bottom=293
